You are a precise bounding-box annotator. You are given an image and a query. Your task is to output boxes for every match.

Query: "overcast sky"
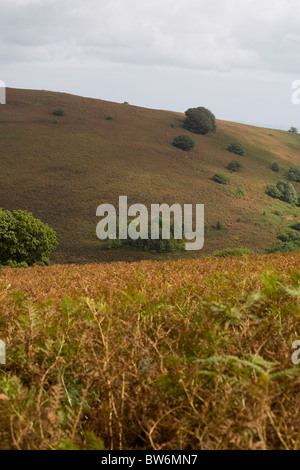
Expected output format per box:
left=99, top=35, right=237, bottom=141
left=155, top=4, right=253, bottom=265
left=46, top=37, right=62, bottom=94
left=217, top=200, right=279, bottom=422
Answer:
left=1, top=0, right=300, bottom=130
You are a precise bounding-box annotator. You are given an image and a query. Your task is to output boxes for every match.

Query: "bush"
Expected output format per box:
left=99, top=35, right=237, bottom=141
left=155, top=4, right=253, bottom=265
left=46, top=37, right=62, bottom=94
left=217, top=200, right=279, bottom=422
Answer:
left=0, top=260, right=29, bottom=269
left=227, top=160, right=242, bottom=172
left=225, top=185, right=245, bottom=199
left=212, top=248, right=253, bottom=257
left=290, top=222, right=300, bottom=231
left=268, top=230, right=300, bottom=253
left=266, top=180, right=297, bottom=205
left=53, top=109, right=64, bottom=116
left=271, top=162, right=280, bottom=172
left=227, top=142, right=245, bottom=156
left=213, top=173, right=230, bottom=185
left=106, top=218, right=184, bottom=254
left=216, top=220, right=223, bottom=230
left=0, top=209, right=57, bottom=266
left=172, top=135, right=195, bottom=151
left=105, top=115, right=114, bottom=121
left=183, top=107, right=216, bottom=135
left=288, top=167, right=300, bottom=183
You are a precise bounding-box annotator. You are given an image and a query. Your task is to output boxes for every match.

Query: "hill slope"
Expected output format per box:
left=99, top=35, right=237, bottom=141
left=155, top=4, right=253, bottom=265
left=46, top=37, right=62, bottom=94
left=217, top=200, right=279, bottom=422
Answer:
left=0, top=88, right=300, bottom=263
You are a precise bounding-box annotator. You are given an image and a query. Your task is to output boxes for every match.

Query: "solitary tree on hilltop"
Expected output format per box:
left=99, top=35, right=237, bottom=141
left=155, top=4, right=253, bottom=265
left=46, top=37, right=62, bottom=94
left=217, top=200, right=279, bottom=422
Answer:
left=183, top=107, right=217, bottom=135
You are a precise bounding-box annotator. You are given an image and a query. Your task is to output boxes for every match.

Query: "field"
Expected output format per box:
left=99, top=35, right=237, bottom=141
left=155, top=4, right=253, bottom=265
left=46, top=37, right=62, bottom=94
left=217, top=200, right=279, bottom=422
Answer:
left=0, top=251, right=300, bottom=450
left=0, top=88, right=300, bottom=263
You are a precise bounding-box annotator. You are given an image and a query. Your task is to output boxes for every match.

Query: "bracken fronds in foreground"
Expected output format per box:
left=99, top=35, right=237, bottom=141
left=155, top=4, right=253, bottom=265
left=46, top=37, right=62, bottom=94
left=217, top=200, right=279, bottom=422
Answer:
left=0, top=252, right=299, bottom=450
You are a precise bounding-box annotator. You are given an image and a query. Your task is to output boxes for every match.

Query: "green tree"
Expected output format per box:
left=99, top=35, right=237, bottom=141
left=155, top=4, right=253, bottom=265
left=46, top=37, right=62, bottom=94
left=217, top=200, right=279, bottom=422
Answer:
left=271, top=162, right=280, bottom=172
left=288, top=167, right=300, bottom=182
left=266, top=180, right=297, bottom=205
left=227, top=160, right=242, bottom=172
left=227, top=142, right=245, bottom=156
left=53, top=109, right=64, bottom=116
left=0, top=209, right=58, bottom=266
left=172, top=135, right=195, bottom=151
left=183, top=107, right=216, bottom=135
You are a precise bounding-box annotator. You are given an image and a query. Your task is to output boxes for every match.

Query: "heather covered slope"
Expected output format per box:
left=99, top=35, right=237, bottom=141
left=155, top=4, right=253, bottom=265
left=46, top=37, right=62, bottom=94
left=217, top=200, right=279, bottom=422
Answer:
left=0, top=88, right=300, bottom=263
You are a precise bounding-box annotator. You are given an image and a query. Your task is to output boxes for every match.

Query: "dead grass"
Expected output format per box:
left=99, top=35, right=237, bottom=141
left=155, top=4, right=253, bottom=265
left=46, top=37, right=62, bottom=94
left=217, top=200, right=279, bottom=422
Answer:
left=0, top=251, right=300, bottom=450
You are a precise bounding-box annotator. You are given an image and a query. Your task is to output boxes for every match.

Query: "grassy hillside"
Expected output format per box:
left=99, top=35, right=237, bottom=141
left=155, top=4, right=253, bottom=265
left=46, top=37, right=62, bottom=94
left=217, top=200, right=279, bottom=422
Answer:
left=0, top=252, right=299, bottom=450
left=1, top=88, right=300, bottom=263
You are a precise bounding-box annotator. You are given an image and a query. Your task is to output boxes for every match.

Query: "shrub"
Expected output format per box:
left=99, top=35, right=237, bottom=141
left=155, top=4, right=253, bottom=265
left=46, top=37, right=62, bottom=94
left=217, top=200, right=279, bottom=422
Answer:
left=271, top=162, right=280, bottom=172
left=105, top=115, right=114, bottom=121
left=227, top=160, right=242, bottom=172
left=0, top=260, right=29, bottom=268
left=225, top=185, right=245, bottom=199
left=212, top=247, right=253, bottom=257
left=227, top=142, right=245, bottom=156
left=288, top=127, right=298, bottom=133
left=268, top=230, right=300, bottom=253
left=213, top=173, right=230, bottom=185
left=0, top=209, right=57, bottom=266
left=288, top=167, right=300, bottom=182
left=53, top=109, right=64, bottom=116
left=170, top=124, right=175, bottom=128
left=183, top=107, right=216, bottom=135
left=216, top=220, right=223, bottom=230
left=266, top=184, right=282, bottom=200
left=290, top=222, right=300, bottom=231
left=106, top=218, right=184, bottom=254
left=266, top=180, right=297, bottom=205
left=172, top=135, right=195, bottom=151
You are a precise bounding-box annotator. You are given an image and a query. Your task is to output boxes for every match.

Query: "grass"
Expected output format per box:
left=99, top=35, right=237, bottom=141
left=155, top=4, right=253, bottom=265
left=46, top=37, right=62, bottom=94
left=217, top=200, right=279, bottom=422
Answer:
left=0, top=89, right=300, bottom=264
left=0, top=251, right=300, bottom=450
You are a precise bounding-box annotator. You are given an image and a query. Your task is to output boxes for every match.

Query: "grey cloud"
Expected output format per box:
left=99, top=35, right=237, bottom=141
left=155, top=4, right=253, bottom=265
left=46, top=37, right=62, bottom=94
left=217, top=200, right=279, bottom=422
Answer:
left=0, top=0, right=299, bottom=73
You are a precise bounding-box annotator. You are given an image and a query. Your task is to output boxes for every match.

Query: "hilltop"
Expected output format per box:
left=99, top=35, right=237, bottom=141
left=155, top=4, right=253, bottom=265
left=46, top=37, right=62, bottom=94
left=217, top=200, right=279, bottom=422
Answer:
left=0, top=88, right=300, bottom=264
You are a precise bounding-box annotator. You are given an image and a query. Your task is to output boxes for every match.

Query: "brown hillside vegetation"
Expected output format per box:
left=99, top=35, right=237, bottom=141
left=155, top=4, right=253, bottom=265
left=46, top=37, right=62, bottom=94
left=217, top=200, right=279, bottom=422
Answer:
left=0, top=251, right=299, bottom=450
left=0, top=88, right=300, bottom=263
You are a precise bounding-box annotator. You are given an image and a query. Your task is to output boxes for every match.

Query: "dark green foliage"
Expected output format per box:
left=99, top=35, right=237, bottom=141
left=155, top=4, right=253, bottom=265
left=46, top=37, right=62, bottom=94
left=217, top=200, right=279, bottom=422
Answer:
left=106, top=218, right=184, bottom=254
left=0, top=260, right=29, bottom=268
left=53, top=109, right=64, bottom=116
left=105, top=115, right=114, bottom=121
left=271, top=162, right=280, bottom=172
left=213, top=173, right=230, bottom=185
left=268, top=230, right=300, bottom=253
left=183, top=107, right=217, bottom=135
left=172, top=135, right=195, bottom=151
left=216, top=220, right=223, bottom=230
left=227, top=142, right=245, bottom=156
left=0, top=209, right=57, bottom=266
left=266, top=180, right=298, bottom=205
left=170, top=124, right=175, bottom=128
left=290, top=222, right=300, bottom=231
left=288, top=127, right=298, bottom=133
left=288, top=167, right=300, bottom=183
left=266, top=185, right=282, bottom=199
left=227, top=160, right=242, bottom=172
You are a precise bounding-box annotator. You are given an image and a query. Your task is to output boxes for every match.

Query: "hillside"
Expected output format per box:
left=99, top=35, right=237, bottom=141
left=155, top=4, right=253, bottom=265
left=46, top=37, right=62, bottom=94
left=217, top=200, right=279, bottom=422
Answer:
left=0, top=88, right=300, bottom=264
